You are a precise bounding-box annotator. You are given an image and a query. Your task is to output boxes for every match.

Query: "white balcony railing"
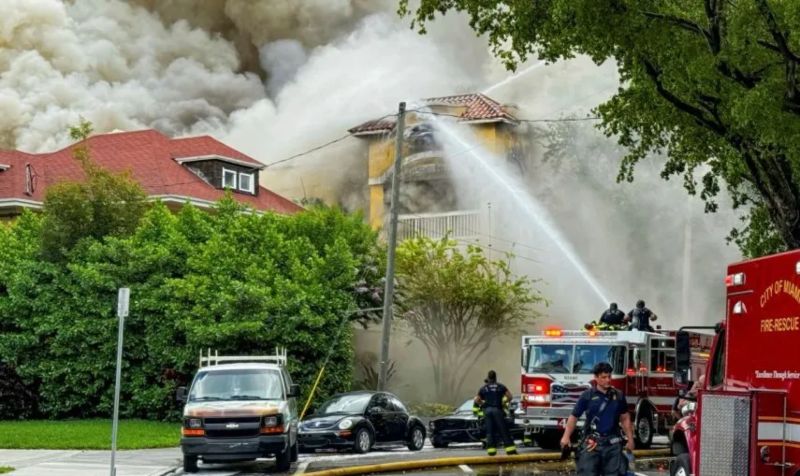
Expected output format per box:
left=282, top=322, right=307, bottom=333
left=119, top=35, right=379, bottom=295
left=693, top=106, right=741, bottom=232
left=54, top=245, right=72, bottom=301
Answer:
left=397, top=210, right=480, bottom=241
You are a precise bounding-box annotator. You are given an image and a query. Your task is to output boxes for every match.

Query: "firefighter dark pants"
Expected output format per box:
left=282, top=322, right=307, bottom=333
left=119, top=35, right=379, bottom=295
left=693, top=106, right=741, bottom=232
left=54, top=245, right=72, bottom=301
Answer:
left=576, top=442, right=625, bottom=476
left=484, top=407, right=514, bottom=453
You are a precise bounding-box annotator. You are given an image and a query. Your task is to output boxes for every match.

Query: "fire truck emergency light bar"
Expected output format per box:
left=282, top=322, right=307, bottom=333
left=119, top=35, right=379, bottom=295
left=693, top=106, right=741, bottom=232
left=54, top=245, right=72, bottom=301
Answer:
left=199, top=347, right=288, bottom=368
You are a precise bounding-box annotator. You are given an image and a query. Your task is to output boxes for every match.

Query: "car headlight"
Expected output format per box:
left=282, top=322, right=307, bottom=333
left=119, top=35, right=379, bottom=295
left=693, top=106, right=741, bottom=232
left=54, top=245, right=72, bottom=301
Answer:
left=186, top=418, right=202, bottom=429
left=263, top=416, right=279, bottom=427
left=338, top=419, right=354, bottom=430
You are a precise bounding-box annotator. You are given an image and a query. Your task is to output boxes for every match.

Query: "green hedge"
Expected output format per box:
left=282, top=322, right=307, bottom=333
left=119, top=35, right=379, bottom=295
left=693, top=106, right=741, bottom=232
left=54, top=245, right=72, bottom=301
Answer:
left=0, top=201, right=382, bottom=420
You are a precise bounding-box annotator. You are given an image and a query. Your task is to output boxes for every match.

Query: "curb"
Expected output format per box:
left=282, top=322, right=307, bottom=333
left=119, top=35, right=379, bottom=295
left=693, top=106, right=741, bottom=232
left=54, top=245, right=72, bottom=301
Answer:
left=303, top=449, right=671, bottom=475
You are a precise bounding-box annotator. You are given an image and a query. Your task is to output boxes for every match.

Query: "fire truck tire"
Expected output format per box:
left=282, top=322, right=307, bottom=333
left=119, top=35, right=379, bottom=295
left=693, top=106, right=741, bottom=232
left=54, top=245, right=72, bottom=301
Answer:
left=670, top=452, right=691, bottom=476
left=634, top=410, right=654, bottom=449
left=534, top=430, right=562, bottom=450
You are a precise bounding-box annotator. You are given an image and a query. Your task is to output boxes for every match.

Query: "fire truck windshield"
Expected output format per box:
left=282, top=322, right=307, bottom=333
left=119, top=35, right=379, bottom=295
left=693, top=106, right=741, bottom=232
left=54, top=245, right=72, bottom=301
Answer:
left=527, top=344, right=626, bottom=374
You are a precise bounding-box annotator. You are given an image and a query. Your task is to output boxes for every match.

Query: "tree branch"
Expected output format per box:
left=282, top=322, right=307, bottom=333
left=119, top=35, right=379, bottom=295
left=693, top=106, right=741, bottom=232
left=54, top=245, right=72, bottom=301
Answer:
left=641, top=11, right=711, bottom=42
left=642, top=59, right=727, bottom=135
left=754, top=0, right=800, bottom=62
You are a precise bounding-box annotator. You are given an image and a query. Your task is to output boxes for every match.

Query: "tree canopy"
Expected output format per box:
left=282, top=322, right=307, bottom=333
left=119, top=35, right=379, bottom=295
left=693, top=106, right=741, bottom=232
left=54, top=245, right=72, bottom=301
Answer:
left=41, top=120, right=149, bottom=261
left=394, top=236, right=544, bottom=402
left=0, top=201, right=383, bottom=419
left=400, top=0, right=800, bottom=257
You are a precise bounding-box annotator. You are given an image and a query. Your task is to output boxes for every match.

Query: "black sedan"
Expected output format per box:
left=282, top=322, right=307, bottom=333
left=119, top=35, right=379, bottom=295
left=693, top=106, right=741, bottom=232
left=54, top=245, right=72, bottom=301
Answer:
left=429, top=398, right=526, bottom=448
left=298, top=391, right=426, bottom=453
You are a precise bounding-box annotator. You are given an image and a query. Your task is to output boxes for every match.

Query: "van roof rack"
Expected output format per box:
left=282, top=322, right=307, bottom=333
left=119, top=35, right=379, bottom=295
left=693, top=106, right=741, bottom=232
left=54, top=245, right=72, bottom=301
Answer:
left=199, top=347, right=288, bottom=368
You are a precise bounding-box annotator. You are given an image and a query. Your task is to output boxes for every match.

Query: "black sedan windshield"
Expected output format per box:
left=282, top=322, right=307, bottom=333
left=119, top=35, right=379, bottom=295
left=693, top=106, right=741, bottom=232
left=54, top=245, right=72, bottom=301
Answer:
left=318, top=394, right=372, bottom=415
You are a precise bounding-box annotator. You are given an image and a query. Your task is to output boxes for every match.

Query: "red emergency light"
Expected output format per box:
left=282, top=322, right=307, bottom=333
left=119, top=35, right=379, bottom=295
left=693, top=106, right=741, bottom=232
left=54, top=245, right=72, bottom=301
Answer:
left=725, top=272, right=745, bottom=287
left=543, top=328, right=562, bottom=337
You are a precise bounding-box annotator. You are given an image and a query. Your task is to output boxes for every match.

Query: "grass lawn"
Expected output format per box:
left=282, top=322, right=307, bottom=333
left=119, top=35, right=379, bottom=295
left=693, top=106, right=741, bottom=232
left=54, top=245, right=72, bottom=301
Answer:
left=0, top=467, right=12, bottom=474
left=0, top=420, right=179, bottom=450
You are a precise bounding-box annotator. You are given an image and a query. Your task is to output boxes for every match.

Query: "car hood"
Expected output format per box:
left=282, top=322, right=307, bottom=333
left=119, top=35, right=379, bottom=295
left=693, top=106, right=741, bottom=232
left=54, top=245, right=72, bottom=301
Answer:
left=183, top=400, right=284, bottom=418
left=436, top=413, right=476, bottom=421
left=300, top=414, right=358, bottom=430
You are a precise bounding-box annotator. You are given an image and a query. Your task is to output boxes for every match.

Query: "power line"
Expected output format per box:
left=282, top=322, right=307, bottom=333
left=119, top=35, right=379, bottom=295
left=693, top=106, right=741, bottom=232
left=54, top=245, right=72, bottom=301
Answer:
left=263, top=112, right=399, bottom=169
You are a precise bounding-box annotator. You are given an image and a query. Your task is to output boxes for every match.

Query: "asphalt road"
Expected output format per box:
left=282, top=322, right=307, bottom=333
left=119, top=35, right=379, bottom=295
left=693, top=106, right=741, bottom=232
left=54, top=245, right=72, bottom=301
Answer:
left=0, top=437, right=672, bottom=475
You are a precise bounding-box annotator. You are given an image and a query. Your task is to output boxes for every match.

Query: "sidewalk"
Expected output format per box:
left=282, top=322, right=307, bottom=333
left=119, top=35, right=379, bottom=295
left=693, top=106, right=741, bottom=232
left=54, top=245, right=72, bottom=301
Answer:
left=0, top=448, right=181, bottom=476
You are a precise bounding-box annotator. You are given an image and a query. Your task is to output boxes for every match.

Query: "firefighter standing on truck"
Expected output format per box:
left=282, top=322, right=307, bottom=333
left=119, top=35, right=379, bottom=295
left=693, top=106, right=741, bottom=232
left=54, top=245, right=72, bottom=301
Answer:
left=475, top=370, right=517, bottom=456
left=560, top=362, right=635, bottom=475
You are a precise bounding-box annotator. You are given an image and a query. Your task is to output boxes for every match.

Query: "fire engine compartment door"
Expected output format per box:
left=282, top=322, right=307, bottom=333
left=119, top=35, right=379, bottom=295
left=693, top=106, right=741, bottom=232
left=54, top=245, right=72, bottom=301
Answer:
left=698, top=392, right=751, bottom=476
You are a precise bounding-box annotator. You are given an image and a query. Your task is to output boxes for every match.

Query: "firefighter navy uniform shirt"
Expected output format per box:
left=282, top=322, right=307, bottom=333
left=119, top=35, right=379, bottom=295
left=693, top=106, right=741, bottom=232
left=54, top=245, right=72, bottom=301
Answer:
left=478, top=382, right=508, bottom=408
left=571, top=387, right=628, bottom=435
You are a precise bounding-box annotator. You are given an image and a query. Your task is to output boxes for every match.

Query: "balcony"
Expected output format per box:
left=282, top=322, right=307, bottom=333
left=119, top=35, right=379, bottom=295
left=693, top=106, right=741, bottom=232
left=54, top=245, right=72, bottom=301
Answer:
left=397, top=210, right=480, bottom=241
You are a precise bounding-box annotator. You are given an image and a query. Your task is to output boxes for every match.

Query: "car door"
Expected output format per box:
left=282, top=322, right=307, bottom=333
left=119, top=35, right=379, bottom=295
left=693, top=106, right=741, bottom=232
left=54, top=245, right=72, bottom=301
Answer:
left=366, top=393, right=391, bottom=442
left=387, top=395, right=410, bottom=441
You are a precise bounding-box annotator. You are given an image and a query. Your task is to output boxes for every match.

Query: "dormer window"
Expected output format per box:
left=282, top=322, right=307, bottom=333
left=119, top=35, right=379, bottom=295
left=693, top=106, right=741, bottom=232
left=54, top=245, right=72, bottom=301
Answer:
left=238, top=172, right=254, bottom=193
left=177, top=155, right=261, bottom=196
left=222, top=168, right=237, bottom=189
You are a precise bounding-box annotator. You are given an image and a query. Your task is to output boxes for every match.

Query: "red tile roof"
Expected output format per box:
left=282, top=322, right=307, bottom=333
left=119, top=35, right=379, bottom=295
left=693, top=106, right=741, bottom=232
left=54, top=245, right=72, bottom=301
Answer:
left=0, top=129, right=302, bottom=214
left=348, top=93, right=517, bottom=135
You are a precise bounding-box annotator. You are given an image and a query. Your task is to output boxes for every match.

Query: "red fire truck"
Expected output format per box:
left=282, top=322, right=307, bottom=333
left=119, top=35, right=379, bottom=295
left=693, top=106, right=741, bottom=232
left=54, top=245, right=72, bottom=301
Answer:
left=671, top=249, right=800, bottom=476
left=519, top=328, right=711, bottom=450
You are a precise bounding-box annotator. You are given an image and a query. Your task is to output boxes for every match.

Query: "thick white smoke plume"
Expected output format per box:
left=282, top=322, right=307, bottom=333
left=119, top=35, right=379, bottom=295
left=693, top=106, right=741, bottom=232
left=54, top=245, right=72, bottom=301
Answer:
left=2, top=0, right=742, bottom=402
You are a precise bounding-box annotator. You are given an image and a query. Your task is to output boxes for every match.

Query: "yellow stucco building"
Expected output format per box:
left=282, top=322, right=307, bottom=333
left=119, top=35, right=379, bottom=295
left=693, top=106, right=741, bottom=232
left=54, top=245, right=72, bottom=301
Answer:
left=348, top=93, right=521, bottom=238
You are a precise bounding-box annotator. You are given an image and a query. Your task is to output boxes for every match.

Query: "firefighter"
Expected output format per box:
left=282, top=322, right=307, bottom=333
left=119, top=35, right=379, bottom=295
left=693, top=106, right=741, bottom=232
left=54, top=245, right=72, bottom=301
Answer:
left=475, top=370, right=517, bottom=456
left=600, top=303, right=626, bottom=327
left=625, top=300, right=657, bottom=331
left=560, top=362, right=635, bottom=476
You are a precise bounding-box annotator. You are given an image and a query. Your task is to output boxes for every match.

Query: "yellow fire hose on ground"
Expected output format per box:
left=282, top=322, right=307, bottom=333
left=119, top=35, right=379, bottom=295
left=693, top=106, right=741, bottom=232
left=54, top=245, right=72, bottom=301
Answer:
left=301, top=449, right=671, bottom=475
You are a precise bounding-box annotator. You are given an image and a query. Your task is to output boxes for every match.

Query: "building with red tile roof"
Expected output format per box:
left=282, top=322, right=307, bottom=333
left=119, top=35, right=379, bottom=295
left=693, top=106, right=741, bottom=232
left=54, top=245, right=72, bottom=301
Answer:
left=348, top=93, right=518, bottom=136
left=0, top=129, right=302, bottom=218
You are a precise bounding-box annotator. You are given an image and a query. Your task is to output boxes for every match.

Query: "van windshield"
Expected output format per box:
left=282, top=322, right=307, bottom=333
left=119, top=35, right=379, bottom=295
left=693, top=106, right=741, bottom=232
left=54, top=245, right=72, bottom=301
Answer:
left=189, top=369, right=284, bottom=401
left=527, top=344, right=626, bottom=374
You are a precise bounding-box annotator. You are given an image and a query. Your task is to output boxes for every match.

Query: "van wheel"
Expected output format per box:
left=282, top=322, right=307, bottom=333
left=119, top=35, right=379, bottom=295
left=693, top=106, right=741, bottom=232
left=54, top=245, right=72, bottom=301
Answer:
left=635, top=410, right=654, bottom=449
left=670, top=452, right=691, bottom=476
left=183, top=455, right=198, bottom=473
left=275, top=446, right=291, bottom=472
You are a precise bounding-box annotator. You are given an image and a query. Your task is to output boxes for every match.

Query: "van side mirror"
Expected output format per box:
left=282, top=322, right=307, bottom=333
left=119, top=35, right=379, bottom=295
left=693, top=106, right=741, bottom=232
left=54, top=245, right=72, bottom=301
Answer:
left=288, top=384, right=300, bottom=398
left=176, top=386, right=187, bottom=403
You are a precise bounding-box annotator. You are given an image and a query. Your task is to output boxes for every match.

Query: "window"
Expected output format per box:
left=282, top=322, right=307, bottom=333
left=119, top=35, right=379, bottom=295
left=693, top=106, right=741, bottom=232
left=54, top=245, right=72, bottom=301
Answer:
left=389, top=396, right=407, bottom=413
left=222, top=168, right=237, bottom=189
left=239, top=172, right=255, bottom=193
left=573, top=345, right=626, bottom=374
left=650, top=338, right=676, bottom=373
left=189, top=369, right=284, bottom=401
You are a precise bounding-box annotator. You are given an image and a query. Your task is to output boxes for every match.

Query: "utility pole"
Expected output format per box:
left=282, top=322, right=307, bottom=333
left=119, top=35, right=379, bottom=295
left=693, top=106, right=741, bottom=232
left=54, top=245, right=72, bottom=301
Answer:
left=378, top=102, right=406, bottom=391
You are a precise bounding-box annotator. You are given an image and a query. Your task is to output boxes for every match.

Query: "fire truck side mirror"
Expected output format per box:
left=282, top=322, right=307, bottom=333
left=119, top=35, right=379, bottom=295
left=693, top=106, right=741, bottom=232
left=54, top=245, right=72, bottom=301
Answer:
left=521, top=347, right=528, bottom=369
left=675, top=331, right=691, bottom=371
left=674, top=371, right=690, bottom=389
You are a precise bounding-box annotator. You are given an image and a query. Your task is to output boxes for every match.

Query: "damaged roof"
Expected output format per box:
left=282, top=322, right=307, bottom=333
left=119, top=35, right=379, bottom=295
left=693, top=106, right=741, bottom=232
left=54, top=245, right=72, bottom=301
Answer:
left=348, top=93, right=518, bottom=136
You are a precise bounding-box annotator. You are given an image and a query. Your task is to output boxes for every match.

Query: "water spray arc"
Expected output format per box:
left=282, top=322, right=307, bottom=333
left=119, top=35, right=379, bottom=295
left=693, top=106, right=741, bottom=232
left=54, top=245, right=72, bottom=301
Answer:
left=430, top=115, right=611, bottom=306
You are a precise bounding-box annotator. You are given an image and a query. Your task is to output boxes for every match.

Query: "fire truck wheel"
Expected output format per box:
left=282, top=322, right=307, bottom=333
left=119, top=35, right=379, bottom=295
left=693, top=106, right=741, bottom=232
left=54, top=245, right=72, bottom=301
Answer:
left=670, top=452, right=691, bottom=476
left=634, top=410, right=654, bottom=449
left=534, top=430, right=562, bottom=450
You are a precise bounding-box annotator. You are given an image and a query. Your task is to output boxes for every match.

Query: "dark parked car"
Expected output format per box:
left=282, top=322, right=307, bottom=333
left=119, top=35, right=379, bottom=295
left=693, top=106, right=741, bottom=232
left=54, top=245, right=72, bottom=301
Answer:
left=298, top=391, right=426, bottom=453
left=429, top=397, right=526, bottom=448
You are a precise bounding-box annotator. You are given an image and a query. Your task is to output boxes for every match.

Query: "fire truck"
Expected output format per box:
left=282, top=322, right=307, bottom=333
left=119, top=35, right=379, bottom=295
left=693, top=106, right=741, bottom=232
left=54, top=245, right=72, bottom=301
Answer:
left=519, top=328, right=711, bottom=450
left=671, top=249, right=800, bottom=476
